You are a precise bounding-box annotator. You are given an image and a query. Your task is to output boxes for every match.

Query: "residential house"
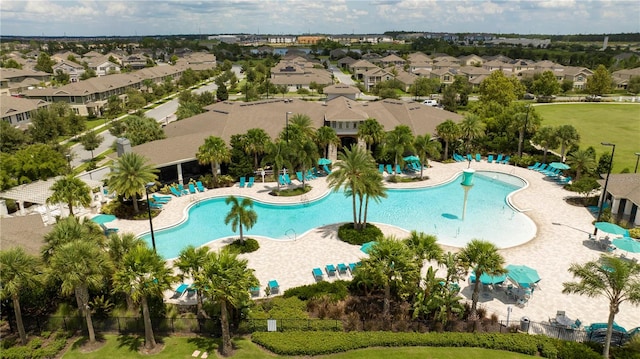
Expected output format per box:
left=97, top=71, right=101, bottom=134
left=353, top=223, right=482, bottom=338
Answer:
left=458, top=54, right=484, bottom=66
left=329, top=49, right=348, bottom=60
left=121, top=55, right=147, bottom=70
left=432, top=55, right=460, bottom=64
left=323, top=84, right=360, bottom=101
left=1, top=94, right=49, bottom=127
left=362, top=67, right=393, bottom=91
left=407, top=52, right=430, bottom=63
left=349, top=59, right=378, bottom=80
left=458, top=66, right=491, bottom=87
left=510, top=59, right=536, bottom=74
left=51, top=51, right=81, bottom=63
left=432, top=58, right=460, bottom=71
left=85, top=56, right=121, bottom=76
left=612, top=67, right=640, bottom=90
left=337, top=56, right=356, bottom=70
left=562, top=67, right=593, bottom=90
left=483, top=55, right=512, bottom=63
left=378, top=54, right=406, bottom=67
left=483, top=60, right=514, bottom=73
left=268, top=36, right=296, bottom=44
left=429, top=68, right=456, bottom=86
left=534, top=60, right=564, bottom=71
left=52, top=60, right=85, bottom=82
left=270, top=57, right=332, bottom=91
left=392, top=67, right=418, bottom=92
left=0, top=68, right=51, bottom=95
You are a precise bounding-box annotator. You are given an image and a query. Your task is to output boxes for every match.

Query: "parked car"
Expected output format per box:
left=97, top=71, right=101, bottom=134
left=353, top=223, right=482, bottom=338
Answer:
left=585, top=95, right=602, bottom=102
left=422, top=99, right=438, bottom=107
left=524, top=93, right=535, bottom=100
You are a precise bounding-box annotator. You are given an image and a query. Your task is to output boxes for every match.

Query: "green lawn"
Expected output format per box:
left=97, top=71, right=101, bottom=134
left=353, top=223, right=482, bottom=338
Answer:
left=61, top=335, right=534, bottom=358
left=534, top=103, right=640, bottom=173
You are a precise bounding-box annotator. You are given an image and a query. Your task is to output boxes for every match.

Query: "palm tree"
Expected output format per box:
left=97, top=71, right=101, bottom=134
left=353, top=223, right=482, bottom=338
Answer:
left=42, top=216, right=105, bottom=263
left=531, top=126, right=559, bottom=164
left=48, top=241, right=111, bottom=343
left=196, top=136, right=230, bottom=184
left=414, top=134, right=441, bottom=179
left=384, top=125, right=415, bottom=170
left=47, top=175, right=92, bottom=216
left=244, top=128, right=270, bottom=170
left=459, top=114, right=486, bottom=154
left=106, top=152, right=158, bottom=213
left=563, top=256, right=640, bottom=358
left=0, top=248, right=41, bottom=345
left=288, top=113, right=316, bottom=141
left=291, top=138, right=318, bottom=188
left=196, top=249, right=258, bottom=356
left=357, top=118, right=385, bottom=152
left=262, top=140, right=292, bottom=191
left=112, top=244, right=174, bottom=350
left=315, top=126, right=340, bottom=159
left=555, top=124, right=580, bottom=162
left=106, top=232, right=144, bottom=312
left=404, top=230, right=443, bottom=263
left=436, top=119, right=462, bottom=161
left=224, top=196, right=258, bottom=243
left=458, top=239, right=506, bottom=321
left=360, top=170, right=387, bottom=228
left=567, top=149, right=596, bottom=181
left=174, top=245, right=210, bottom=319
left=327, top=145, right=378, bottom=230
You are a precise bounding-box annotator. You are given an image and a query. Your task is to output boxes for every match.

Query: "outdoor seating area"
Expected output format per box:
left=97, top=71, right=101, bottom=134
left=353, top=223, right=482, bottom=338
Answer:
left=452, top=153, right=510, bottom=164
left=550, top=310, right=581, bottom=329
left=528, top=162, right=572, bottom=184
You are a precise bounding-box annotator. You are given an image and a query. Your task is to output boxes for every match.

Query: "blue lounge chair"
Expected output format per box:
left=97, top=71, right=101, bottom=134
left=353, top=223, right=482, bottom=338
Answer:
left=278, top=175, right=287, bottom=186
left=487, top=155, right=494, bottom=163
left=170, top=186, right=183, bottom=197
left=411, top=163, right=421, bottom=172
left=455, top=153, right=465, bottom=162
left=546, top=168, right=561, bottom=177
left=325, top=264, right=337, bottom=276
left=337, top=263, right=348, bottom=275
left=250, top=286, right=260, bottom=297
left=188, top=183, right=196, bottom=194
left=528, top=162, right=541, bottom=170
left=312, top=268, right=323, bottom=281
left=466, top=154, right=473, bottom=162
left=196, top=181, right=206, bottom=192
left=149, top=202, right=163, bottom=210
left=284, top=173, right=293, bottom=185
left=178, top=184, right=189, bottom=195
left=379, top=164, right=384, bottom=174
left=395, top=164, right=402, bottom=175
left=100, top=223, right=118, bottom=236
left=501, top=155, right=510, bottom=164
left=152, top=194, right=170, bottom=204
left=386, top=164, right=393, bottom=174
left=296, top=171, right=304, bottom=182
left=312, top=167, right=321, bottom=177
left=557, top=176, right=572, bottom=185
left=536, top=164, right=548, bottom=172
left=306, top=169, right=315, bottom=180
left=323, top=164, right=332, bottom=174
left=247, top=177, right=255, bottom=188
left=172, top=283, right=189, bottom=298
left=239, top=177, right=246, bottom=188
left=495, top=154, right=503, bottom=163
left=475, top=153, right=481, bottom=162
left=268, top=280, right=279, bottom=294
left=348, top=263, right=357, bottom=273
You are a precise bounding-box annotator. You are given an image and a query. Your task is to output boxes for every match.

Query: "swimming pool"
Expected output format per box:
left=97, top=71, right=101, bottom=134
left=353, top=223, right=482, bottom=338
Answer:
left=142, top=171, right=536, bottom=259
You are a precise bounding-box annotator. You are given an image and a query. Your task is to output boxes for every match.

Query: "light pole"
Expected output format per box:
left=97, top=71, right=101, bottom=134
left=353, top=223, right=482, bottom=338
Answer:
left=144, top=182, right=157, bottom=252
left=634, top=152, right=640, bottom=173
left=65, top=154, right=72, bottom=170
left=518, top=105, right=531, bottom=158
left=594, top=142, right=615, bottom=235
left=285, top=111, right=292, bottom=144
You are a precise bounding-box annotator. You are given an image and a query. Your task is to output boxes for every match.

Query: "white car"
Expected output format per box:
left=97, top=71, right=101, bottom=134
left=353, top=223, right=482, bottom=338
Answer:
left=422, top=99, right=438, bottom=107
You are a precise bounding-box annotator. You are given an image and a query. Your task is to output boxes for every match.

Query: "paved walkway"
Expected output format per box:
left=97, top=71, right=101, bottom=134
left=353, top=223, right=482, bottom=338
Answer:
left=96, top=161, right=639, bottom=330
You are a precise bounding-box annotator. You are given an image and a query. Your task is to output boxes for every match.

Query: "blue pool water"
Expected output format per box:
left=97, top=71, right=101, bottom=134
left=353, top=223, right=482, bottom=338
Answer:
left=142, top=171, right=536, bottom=259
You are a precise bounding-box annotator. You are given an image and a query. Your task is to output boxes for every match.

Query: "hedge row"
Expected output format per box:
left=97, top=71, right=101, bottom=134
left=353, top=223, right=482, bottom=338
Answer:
left=1, top=338, right=67, bottom=359
left=251, top=331, right=602, bottom=358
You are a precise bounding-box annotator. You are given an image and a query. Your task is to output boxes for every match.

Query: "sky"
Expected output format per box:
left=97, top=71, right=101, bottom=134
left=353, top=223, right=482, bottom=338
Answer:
left=1, top=0, right=638, bottom=37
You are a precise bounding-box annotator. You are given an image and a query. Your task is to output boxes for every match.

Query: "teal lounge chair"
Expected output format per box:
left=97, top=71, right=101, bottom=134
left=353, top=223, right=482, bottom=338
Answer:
left=488, top=155, right=494, bottom=163
left=536, top=164, right=548, bottom=172
left=152, top=194, right=170, bottom=204
left=278, top=175, right=287, bottom=186
left=100, top=223, right=118, bottom=236
left=306, top=169, right=315, bottom=180
left=296, top=171, right=304, bottom=182
left=325, top=264, right=337, bottom=276
left=312, top=268, right=323, bottom=281
left=337, top=263, right=348, bottom=275
left=268, top=280, right=279, bottom=294
left=239, top=177, right=246, bottom=188
left=475, top=153, right=481, bottom=162
left=501, top=155, right=510, bottom=164
left=323, top=164, right=332, bottom=174
left=178, top=184, right=189, bottom=195
left=466, top=154, right=473, bottom=162
left=386, top=164, right=393, bottom=174
left=247, top=177, right=255, bottom=188
left=284, top=173, right=293, bottom=185
left=557, top=176, right=572, bottom=185
left=495, top=154, right=503, bottom=163
left=395, top=164, right=402, bottom=175
left=528, top=162, right=541, bottom=170
left=348, top=263, right=357, bottom=273
left=170, top=186, right=183, bottom=197
left=312, top=167, right=321, bottom=178
left=250, top=286, right=260, bottom=297
left=188, top=183, right=196, bottom=194
left=196, top=181, right=206, bottom=192
left=149, top=202, right=163, bottom=210
left=379, top=164, right=384, bottom=174
left=172, top=283, right=189, bottom=299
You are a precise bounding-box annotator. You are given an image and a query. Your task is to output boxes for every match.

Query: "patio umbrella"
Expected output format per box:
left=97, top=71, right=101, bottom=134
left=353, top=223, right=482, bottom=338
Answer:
left=403, top=155, right=420, bottom=162
left=595, top=222, right=629, bottom=236
left=506, top=264, right=541, bottom=288
left=612, top=238, right=640, bottom=253
left=470, top=272, right=507, bottom=285
left=549, top=162, right=570, bottom=170
left=360, top=241, right=377, bottom=254
left=91, top=214, right=116, bottom=225
left=318, top=158, right=332, bottom=165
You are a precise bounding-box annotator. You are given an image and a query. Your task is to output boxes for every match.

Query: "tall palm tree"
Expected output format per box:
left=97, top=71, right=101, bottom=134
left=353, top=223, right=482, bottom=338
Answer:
left=404, top=230, right=443, bottom=264
left=360, top=170, right=387, bottom=228
left=262, top=140, right=292, bottom=191
left=357, top=118, right=385, bottom=152
left=196, top=249, right=258, bottom=356
left=106, top=232, right=144, bottom=312
left=459, top=114, right=486, bottom=154
left=315, top=126, right=340, bottom=159
left=106, top=152, right=158, bottom=213
left=384, top=125, right=415, bottom=170
left=47, top=175, right=92, bottom=216
left=243, top=128, right=270, bottom=170
left=327, top=145, right=378, bottom=230
left=563, top=256, right=640, bottom=358
left=414, top=134, right=441, bottom=179
left=555, top=124, right=580, bottom=162
left=288, top=113, right=316, bottom=141
left=291, top=138, right=318, bottom=188
left=174, top=245, right=210, bottom=319
left=196, top=136, right=230, bottom=184
left=531, top=126, right=559, bottom=164
left=0, top=248, right=41, bottom=345
left=112, top=244, right=174, bottom=350
left=224, top=196, right=258, bottom=243
left=458, top=239, right=506, bottom=320
left=567, top=149, right=596, bottom=181
left=436, top=119, right=462, bottom=161
left=42, top=216, right=105, bottom=263
left=48, top=241, right=112, bottom=343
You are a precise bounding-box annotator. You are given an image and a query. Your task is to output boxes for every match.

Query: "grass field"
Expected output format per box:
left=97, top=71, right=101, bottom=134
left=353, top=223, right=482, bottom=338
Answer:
left=61, top=335, right=535, bottom=359
left=533, top=103, right=640, bottom=173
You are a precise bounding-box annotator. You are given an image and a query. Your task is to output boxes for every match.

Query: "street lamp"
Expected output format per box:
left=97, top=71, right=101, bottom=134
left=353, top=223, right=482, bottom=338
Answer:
left=518, top=105, right=531, bottom=158
left=65, top=154, right=72, bottom=170
left=144, top=182, right=157, bottom=252
left=594, top=142, right=615, bottom=235
left=634, top=152, right=640, bottom=173
left=285, top=111, right=292, bottom=143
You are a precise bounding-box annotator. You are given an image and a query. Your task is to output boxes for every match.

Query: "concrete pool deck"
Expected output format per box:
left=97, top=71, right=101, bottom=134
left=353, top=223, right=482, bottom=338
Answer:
left=104, top=160, right=639, bottom=330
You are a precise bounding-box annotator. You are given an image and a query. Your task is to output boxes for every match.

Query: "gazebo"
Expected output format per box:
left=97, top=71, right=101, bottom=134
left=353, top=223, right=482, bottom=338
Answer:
left=597, top=173, right=640, bottom=226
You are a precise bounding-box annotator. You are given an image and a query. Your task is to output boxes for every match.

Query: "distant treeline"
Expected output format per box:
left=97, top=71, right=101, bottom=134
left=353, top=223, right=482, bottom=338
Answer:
left=384, top=32, right=640, bottom=43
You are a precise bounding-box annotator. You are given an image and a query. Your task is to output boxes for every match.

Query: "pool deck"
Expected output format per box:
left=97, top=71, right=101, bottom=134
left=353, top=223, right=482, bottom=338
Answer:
left=103, top=160, right=640, bottom=330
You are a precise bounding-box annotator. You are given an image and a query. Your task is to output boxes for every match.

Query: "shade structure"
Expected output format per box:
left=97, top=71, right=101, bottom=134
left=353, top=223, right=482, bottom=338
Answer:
left=595, top=222, right=629, bottom=236
left=549, top=162, right=570, bottom=170
left=403, top=155, right=420, bottom=162
left=506, top=264, right=541, bottom=288
left=318, top=158, right=332, bottom=165
left=360, top=241, right=377, bottom=254
left=612, top=238, right=640, bottom=253
left=91, top=214, right=116, bottom=225
left=470, top=272, right=507, bottom=285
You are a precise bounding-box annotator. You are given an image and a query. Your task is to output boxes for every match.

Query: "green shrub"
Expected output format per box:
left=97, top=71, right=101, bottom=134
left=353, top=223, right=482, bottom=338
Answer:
left=283, top=281, right=350, bottom=301
left=628, top=228, right=640, bottom=239
left=228, top=238, right=260, bottom=253
left=554, top=340, right=602, bottom=359
left=337, top=223, right=383, bottom=245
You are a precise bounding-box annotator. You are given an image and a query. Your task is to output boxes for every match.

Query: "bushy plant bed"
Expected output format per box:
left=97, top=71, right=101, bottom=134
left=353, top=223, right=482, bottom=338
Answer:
left=101, top=200, right=160, bottom=220
left=337, top=223, right=384, bottom=245
left=1, top=333, right=68, bottom=359
left=283, top=280, right=350, bottom=301
left=251, top=331, right=601, bottom=358
left=227, top=238, right=260, bottom=253
left=270, top=185, right=311, bottom=197
left=387, top=175, right=429, bottom=183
